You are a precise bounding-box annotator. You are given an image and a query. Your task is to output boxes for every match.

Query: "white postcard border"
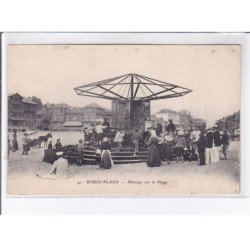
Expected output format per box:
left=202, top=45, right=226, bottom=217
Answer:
left=1, top=32, right=250, bottom=214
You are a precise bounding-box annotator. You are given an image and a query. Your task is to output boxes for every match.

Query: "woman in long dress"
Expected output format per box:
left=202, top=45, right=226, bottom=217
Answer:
left=164, top=131, right=174, bottom=165
left=99, top=137, right=114, bottom=169
left=11, top=132, right=19, bottom=152
left=146, top=130, right=161, bottom=167
left=42, top=139, right=57, bottom=164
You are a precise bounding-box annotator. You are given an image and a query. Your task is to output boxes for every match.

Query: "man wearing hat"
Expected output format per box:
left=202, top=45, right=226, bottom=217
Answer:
left=22, top=133, right=29, bottom=155
left=39, top=151, right=69, bottom=180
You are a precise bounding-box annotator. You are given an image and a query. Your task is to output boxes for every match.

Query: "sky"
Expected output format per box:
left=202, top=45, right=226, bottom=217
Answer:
left=8, top=44, right=241, bottom=126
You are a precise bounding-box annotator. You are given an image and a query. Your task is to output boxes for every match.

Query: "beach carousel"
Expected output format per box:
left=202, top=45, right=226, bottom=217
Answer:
left=71, top=73, right=192, bottom=164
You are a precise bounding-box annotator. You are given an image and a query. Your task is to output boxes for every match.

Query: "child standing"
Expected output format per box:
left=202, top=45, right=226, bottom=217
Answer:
left=175, top=133, right=185, bottom=163
left=77, top=139, right=85, bottom=166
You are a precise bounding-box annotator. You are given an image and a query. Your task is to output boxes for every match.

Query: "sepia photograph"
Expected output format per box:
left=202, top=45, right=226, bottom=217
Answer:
left=6, top=43, right=241, bottom=196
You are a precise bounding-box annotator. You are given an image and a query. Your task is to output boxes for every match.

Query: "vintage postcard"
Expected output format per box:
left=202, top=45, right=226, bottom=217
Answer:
left=4, top=40, right=241, bottom=196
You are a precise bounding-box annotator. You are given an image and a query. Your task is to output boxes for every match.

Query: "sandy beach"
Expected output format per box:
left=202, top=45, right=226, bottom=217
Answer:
left=6, top=131, right=240, bottom=196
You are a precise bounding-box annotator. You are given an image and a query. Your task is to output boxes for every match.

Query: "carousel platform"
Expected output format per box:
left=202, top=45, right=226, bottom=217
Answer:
left=64, top=146, right=148, bottom=165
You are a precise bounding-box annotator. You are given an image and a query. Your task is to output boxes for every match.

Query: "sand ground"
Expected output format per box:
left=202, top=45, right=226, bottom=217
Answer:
left=7, top=132, right=240, bottom=196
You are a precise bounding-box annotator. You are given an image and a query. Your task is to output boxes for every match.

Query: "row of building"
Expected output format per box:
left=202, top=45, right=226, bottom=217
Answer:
left=8, top=93, right=206, bottom=132
left=151, top=109, right=206, bottom=131
left=8, top=93, right=111, bottom=132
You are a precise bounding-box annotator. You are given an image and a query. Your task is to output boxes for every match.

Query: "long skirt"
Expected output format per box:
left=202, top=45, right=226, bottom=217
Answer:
left=147, top=145, right=161, bottom=167
left=11, top=138, right=19, bottom=151
left=43, top=149, right=57, bottom=164
left=175, top=147, right=184, bottom=157
left=164, top=142, right=172, bottom=161
left=157, top=144, right=165, bottom=161
left=99, top=150, right=114, bottom=169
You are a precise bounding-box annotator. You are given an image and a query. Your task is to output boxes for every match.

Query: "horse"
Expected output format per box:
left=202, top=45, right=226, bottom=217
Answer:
left=38, top=133, right=52, bottom=147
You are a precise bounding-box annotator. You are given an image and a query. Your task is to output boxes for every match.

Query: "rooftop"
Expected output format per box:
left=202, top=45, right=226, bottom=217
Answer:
left=62, top=121, right=83, bottom=127
left=83, top=102, right=104, bottom=109
left=21, top=97, right=38, bottom=105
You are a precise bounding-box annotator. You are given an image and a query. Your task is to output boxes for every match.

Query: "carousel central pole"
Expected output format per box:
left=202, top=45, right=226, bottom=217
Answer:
left=130, top=73, right=134, bottom=101
left=129, top=74, right=134, bottom=130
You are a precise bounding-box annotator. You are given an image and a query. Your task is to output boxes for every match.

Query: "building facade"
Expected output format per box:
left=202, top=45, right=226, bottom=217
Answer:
left=8, top=93, right=112, bottom=131
left=152, top=108, right=206, bottom=131
left=8, top=93, right=38, bottom=131
left=39, top=102, right=111, bottom=130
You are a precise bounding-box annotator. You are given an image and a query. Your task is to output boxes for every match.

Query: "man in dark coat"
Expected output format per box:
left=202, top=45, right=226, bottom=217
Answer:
left=221, top=130, right=230, bottom=160
left=166, top=119, right=176, bottom=133
left=197, top=132, right=207, bottom=165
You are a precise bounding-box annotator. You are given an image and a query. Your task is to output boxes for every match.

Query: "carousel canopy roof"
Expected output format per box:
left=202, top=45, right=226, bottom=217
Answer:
left=74, top=73, right=192, bottom=101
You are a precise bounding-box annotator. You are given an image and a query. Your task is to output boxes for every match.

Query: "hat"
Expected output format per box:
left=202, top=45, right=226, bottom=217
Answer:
left=56, top=151, right=63, bottom=156
left=103, top=137, right=109, bottom=142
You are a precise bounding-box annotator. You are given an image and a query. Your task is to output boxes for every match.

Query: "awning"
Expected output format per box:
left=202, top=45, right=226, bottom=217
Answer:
left=62, top=121, right=82, bottom=127
left=10, top=117, right=24, bottom=121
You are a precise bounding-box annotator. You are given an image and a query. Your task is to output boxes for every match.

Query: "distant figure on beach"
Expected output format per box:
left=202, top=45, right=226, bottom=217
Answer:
left=11, top=132, right=19, bottom=152
left=99, top=137, right=114, bottom=169
left=146, top=130, right=161, bottom=167
left=39, top=151, right=69, bottom=180
left=8, top=136, right=11, bottom=159
left=221, top=130, right=230, bottom=160
left=22, top=133, right=29, bottom=155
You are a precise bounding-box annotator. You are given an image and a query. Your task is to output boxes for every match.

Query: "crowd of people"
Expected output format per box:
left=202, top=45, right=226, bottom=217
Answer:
left=8, top=118, right=231, bottom=179
left=72, top=119, right=231, bottom=169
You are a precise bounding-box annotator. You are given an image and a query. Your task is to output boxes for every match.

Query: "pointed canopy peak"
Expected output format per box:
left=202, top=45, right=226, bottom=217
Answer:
left=74, top=73, right=192, bottom=101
